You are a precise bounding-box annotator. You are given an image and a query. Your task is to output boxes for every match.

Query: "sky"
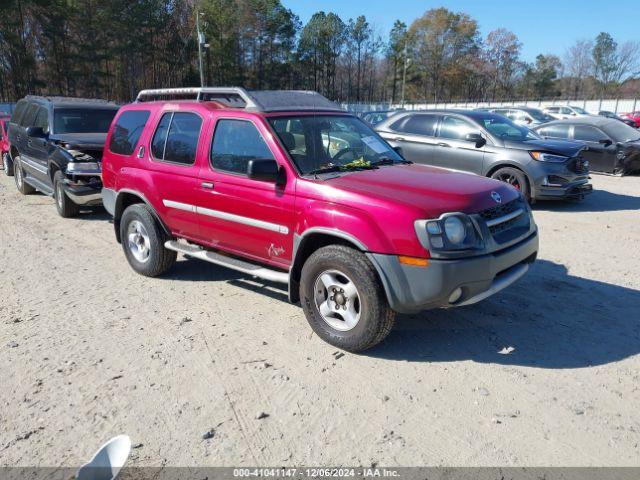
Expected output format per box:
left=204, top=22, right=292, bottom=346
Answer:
left=283, top=0, right=638, bottom=63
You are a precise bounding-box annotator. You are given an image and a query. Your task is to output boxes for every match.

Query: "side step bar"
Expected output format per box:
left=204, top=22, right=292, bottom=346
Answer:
left=164, top=240, right=289, bottom=284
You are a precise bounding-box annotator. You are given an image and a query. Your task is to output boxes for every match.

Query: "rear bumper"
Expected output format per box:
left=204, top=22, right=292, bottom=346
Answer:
left=63, top=179, right=103, bottom=206
left=368, top=231, right=538, bottom=314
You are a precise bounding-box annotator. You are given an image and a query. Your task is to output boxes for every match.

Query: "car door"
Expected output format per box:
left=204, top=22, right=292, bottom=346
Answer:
left=571, top=124, right=618, bottom=173
left=25, top=106, right=52, bottom=184
left=379, top=113, right=438, bottom=165
left=145, top=110, right=205, bottom=240
left=197, top=116, right=295, bottom=269
left=433, top=115, right=486, bottom=174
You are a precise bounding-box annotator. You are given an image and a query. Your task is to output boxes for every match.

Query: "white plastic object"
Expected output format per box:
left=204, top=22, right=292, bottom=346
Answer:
left=76, top=434, right=132, bottom=480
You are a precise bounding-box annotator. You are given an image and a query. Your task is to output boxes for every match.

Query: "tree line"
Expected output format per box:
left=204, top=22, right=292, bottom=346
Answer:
left=1, top=0, right=638, bottom=104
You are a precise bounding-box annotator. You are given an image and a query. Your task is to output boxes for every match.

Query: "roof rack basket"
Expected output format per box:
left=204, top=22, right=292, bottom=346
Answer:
left=134, top=87, right=344, bottom=113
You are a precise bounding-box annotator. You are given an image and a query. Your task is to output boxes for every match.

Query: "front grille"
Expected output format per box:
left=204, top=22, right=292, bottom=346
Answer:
left=569, top=155, right=589, bottom=174
left=478, top=198, right=530, bottom=243
left=479, top=199, right=520, bottom=222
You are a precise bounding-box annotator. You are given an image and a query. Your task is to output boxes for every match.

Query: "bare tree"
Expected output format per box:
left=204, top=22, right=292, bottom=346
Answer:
left=564, top=39, right=593, bottom=99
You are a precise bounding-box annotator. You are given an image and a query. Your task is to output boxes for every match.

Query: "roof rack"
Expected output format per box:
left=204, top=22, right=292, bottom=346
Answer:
left=134, top=87, right=344, bottom=113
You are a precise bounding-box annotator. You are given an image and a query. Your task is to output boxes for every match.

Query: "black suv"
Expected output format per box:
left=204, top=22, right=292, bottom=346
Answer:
left=7, top=96, right=119, bottom=217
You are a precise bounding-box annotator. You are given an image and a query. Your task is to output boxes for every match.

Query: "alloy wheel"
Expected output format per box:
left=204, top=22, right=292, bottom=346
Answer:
left=126, top=220, right=151, bottom=263
left=313, top=269, right=361, bottom=331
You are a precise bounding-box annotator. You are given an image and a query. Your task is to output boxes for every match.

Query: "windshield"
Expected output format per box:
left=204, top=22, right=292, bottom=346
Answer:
left=473, top=113, right=540, bottom=141
left=603, top=121, right=640, bottom=143
left=527, top=109, right=554, bottom=122
left=268, top=115, right=406, bottom=175
left=54, top=108, right=118, bottom=134
left=572, top=106, right=588, bottom=114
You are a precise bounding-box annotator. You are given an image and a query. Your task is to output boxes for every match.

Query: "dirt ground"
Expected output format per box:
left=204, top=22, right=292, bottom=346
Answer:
left=1, top=172, right=639, bottom=467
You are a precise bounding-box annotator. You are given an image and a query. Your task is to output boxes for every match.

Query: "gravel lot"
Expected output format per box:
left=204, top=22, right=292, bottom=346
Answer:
left=1, top=172, right=639, bottom=467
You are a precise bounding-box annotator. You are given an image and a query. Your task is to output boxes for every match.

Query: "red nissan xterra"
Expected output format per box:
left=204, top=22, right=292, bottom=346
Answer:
left=0, top=113, right=10, bottom=172
left=101, top=88, right=538, bottom=352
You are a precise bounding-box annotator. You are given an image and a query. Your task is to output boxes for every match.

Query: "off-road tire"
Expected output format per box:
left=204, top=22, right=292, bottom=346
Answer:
left=54, top=171, right=80, bottom=218
left=300, top=245, right=395, bottom=352
left=490, top=167, right=530, bottom=201
left=120, top=203, right=176, bottom=277
left=14, top=157, right=35, bottom=195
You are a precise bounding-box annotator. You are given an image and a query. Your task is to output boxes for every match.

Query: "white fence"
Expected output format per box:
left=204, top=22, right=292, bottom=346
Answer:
left=345, top=98, right=640, bottom=115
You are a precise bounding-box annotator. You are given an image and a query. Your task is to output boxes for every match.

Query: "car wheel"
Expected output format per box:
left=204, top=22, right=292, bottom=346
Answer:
left=120, top=203, right=176, bottom=277
left=491, top=167, right=529, bottom=201
left=53, top=171, right=80, bottom=218
left=300, top=245, right=395, bottom=352
left=4, top=154, right=13, bottom=176
left=14, top=157, right=35, bottom=195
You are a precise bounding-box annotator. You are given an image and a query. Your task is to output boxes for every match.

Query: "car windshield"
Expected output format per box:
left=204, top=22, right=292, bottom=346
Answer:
left=54, top=108, right=118, bottom=134
left=603, top=121, right=640, bottom=143
left=473, top=113, right=540, bottom=141
left=268, top=115, right=407, bottom=175
left=527, top=109, right=554, bottom=122
left=572, top=106, right=588, bottom=114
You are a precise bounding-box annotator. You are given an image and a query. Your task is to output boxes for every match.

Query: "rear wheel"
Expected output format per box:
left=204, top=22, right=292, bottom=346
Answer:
left=54, top=171, right=80, bottom=218
left=300, top=245, right=395, bottom=352
left=490, top=167, right=529, bottom=201
left=120, top=203, right=176, bottom=277
left=14, top=157, right=34, bottom=195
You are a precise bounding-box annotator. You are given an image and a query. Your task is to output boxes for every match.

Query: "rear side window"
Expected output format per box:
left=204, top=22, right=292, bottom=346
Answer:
left=151, top=112, right=202, bottom=165
left=211, top=119, right=274, bottom=174
left=573, top=126, right=606, bottom=142
left=11, top=100, right=28, bottom=124
left=538, top=124, right=570, bottom=139
left=399, top=114, right=438, bottom=136
left=109, top=110, right=150, bottom=155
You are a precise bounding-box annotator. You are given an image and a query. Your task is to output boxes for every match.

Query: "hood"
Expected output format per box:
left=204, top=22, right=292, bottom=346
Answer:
left=502, top=138, right=585, bottom=157
left=324, top=164, right=520, bottom=216
left=50, top=133, right=107, bottom=150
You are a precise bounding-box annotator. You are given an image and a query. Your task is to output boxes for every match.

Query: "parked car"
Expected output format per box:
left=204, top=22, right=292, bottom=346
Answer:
left=534, top=117, right=640, bottom=175
left=101, top=87, right=538, bottom=352
left=361, top=110, right=403, bottom=126
left=620, top=111, right=640, bottom=128
left=481, top=107, right=554, bottom=127
left=598, top=110, right=637, bottom=127
left=0, top=113, right=10, bottom=172
left=7, top=96, right=119, bottom=217
left=375, top=110, right=591, bottom=202
left=543, top=105, right=593, bottom=119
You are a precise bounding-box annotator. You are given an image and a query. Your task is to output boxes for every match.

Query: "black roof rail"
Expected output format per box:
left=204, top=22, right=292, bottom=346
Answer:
left=24, top=95, right=116, bottom=105
left=135, top=87, right=344, bottom=113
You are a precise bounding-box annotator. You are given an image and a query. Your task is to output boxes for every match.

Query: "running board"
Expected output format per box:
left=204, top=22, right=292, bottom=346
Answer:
left=24, top=175, right=54, bottom=196
left=164, top=240, right=289, bottom=284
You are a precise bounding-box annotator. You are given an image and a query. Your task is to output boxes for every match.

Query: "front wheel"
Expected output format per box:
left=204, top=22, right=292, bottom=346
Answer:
left=14, top=157, right=35, bottom=195
left=54, top=171, right=80, bottom=218
left=120, top=203, right=176, bottom=277
left=490, top=167, right=530, bottom=201
left=300, top=245, right=395, bottom=352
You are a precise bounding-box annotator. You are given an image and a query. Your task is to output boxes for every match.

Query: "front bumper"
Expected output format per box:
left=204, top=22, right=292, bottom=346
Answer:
left=529, top=156, right=592, bottom=200
left=368, top=231, right=538, bottom=314
left=535, top=180, right=593, bottom=200
left=63, top=179, right=103, bottom=206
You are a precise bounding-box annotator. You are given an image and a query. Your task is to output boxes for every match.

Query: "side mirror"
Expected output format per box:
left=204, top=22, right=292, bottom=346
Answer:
left=392, top=146, right=404, bottom=157
left=247, top=158, right=281, bottom=183
left=598, top=139, right=613, bottom=147
left=465, top=133, right=486, bottom=148
left=26, top=126, right=46, bottom=138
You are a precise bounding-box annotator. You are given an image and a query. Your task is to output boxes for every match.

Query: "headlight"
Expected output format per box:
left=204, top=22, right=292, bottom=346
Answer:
left=530, top=151, right=568, bottom=163
left=444, top=216, right=466, bottom=245
left=66, top=162, right=101, bottom=174
left=416, top=214, right=479, bottom=253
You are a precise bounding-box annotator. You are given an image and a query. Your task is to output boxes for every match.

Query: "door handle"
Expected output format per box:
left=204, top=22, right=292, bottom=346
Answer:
left=437, top=142, right=451, bottom=147
left=137, top=146, right=145, bottom=158
left=201, top=182, right=214, bottom=189
left=394, top=137, right=406, bottom=142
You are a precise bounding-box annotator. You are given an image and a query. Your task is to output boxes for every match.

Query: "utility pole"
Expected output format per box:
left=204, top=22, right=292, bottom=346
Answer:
left=401, top=43, right=409, bottom=108
left=197, top=12, right=206, bottom=87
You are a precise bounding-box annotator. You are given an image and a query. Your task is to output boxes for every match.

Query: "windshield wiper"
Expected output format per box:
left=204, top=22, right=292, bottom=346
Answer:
left=307, top=163, right=378, bottom=176
left=371, top=157, right=412, bottom=166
